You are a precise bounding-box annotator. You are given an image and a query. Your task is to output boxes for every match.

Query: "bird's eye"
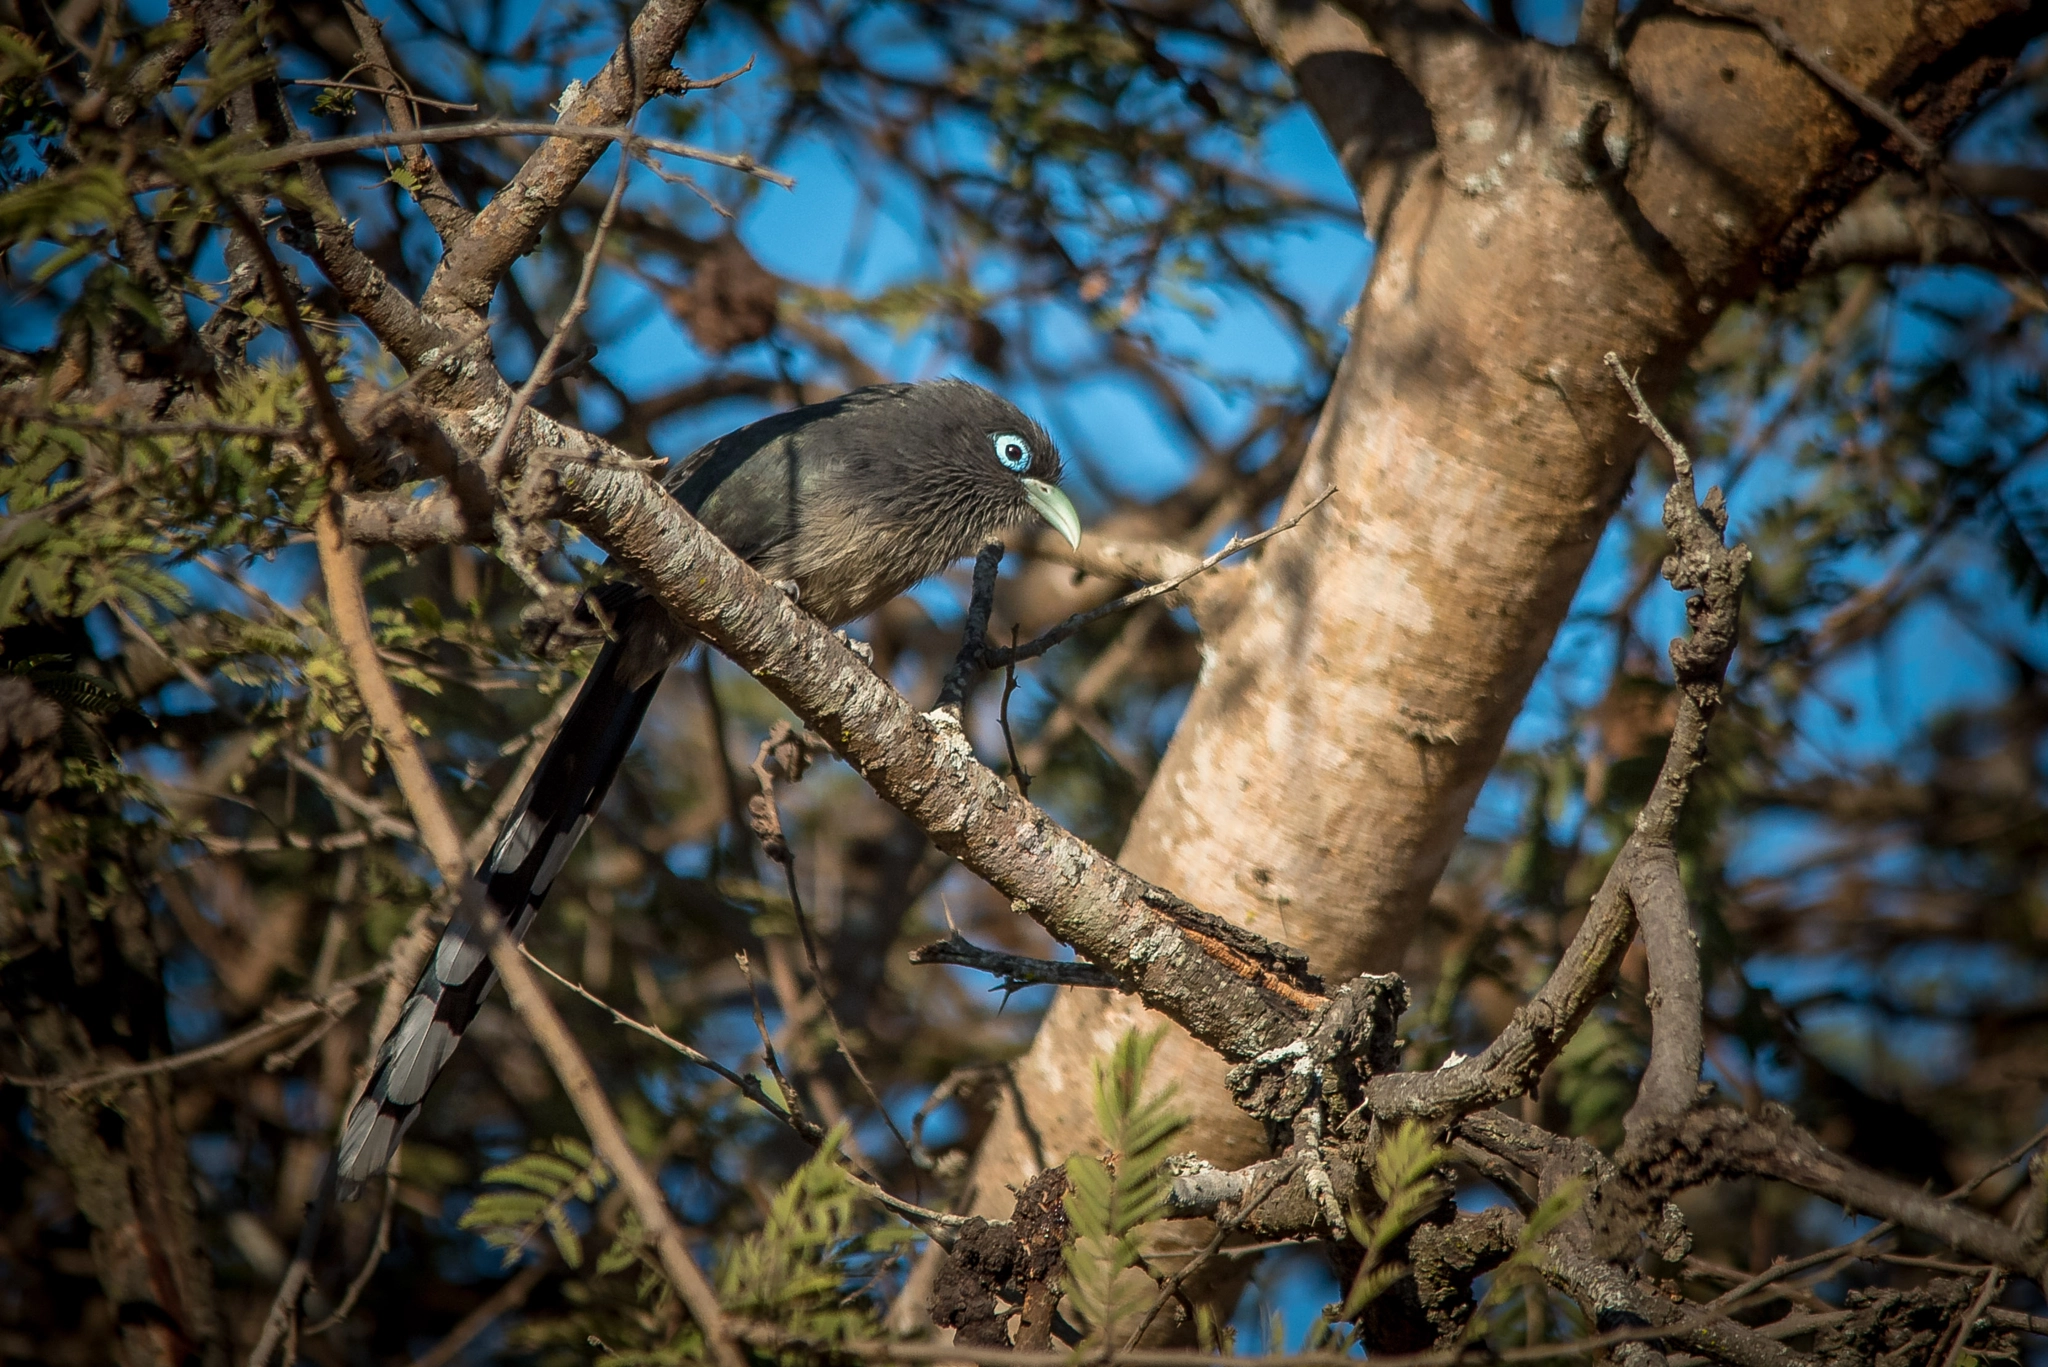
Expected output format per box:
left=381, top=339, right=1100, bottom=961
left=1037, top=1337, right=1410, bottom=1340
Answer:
left=992, top=432, right=1032, bottom=473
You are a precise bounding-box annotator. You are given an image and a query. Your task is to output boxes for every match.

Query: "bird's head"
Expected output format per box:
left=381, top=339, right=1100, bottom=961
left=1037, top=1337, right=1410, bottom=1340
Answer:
left=904, top=378, right=1080, bottom=550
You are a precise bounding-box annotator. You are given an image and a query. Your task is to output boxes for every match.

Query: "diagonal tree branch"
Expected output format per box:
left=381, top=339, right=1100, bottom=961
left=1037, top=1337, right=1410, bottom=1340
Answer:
left=339, top=0, right=475, bottom=244
left=535, top=442, right=1329, bottom=1066
left=1620, top=1107, right=2045, bottom=1281
left=419, top=0, right=709, bottom=330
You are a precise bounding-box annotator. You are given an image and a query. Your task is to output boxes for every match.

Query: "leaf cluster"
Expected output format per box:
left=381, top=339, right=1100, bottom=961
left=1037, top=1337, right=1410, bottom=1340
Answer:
left=458, top=1135, right=614, bottom=1270
left=1061, top=1025, right=1188, bottom=1345
left=1335, top=1119, right=1449, bottom=1322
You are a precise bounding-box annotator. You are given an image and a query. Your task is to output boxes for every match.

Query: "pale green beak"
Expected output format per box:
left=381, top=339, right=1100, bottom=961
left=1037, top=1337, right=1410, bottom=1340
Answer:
left=1022, top=478, right=1081, bottom=549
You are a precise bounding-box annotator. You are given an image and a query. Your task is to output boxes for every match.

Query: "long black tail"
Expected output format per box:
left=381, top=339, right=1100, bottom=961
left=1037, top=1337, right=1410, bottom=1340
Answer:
left=335, top=603, right=679, bottom=1197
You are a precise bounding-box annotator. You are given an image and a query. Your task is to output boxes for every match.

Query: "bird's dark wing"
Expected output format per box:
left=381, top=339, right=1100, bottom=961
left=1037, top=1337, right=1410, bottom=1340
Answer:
left=335, top=379, right=969, bottom=1196
left=334, top=598, right=678, bottom=1196
left=666, top=384, right=916, bottom=571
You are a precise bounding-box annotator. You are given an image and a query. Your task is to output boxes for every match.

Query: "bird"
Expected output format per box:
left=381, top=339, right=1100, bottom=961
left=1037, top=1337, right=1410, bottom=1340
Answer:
left=334, top=378, right=1079, bottom=1196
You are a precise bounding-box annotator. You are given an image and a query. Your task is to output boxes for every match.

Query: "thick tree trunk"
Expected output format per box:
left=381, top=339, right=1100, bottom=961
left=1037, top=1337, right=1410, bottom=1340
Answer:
left=965, top=0, right=2029, bottom=1219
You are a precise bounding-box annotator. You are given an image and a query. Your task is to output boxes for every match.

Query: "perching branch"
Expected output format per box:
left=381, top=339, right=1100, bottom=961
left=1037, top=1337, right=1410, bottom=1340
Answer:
left=908, top=932, right=1121, bottom=992
left=935, top=543, right=1004, bottom=715
left=546, top=447, right=1331, bottom=1065
left=231, top=118, right=793, bottom=191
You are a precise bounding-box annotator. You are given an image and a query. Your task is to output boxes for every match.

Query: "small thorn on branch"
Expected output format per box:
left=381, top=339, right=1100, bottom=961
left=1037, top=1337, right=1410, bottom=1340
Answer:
left=908, top=932, right=1121, bottom=991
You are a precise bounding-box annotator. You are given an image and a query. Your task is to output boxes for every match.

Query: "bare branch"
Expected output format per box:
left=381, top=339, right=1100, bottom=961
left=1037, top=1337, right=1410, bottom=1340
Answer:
left=407, top=1256, right=553, bottom=1367
left=4, top=966, right=390, bottom=1094
left=521, top=945, right=807, bottom=1132
left=338, top=0, right=475, bottom=243
left=420, top=0, right=712, bottom=323
left=285, top=77, right=478, bottom=113
left=302, top=1168, right=396, bottom=1335
left=985, top=488, right=1335, bottom=668
left=908, top=932, right=1121, bottom=991
left=935, top=543, right=1003, bottom=716
left=1621, top=1107, right=2045, bottom=1281
left=548, top=449, right=1330, bottom=1063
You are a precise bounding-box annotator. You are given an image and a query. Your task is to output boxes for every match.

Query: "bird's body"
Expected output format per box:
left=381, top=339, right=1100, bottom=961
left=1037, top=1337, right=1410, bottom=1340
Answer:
left=336, top=379, right=1075, bottom=1195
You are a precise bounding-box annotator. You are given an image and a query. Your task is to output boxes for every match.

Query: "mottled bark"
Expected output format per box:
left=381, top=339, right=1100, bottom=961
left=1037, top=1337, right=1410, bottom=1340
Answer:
left=968, top=0, right=2032, bottom=1218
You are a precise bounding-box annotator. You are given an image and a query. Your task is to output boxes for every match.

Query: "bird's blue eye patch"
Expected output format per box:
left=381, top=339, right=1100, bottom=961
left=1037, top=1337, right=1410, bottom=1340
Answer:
left=992, top=432, right=1032, bottom=473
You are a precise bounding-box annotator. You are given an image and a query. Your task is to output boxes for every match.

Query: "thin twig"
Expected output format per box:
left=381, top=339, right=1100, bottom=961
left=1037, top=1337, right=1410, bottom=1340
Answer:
left=1937, top=1269, right=2003, bottom=1367
left=521, top=945, right=812, bottom=1136
left=225, top=119, right=795, bottom=187
left=407, top=1255, right=553, bottom=1367
left=245, top=1164, right=336, bottom=1367
left=738, top=949, right=809, bottom=1128
left=658, top=54, right=759, bottom=93
left=0, top=408, right=312, bottom=440
left=998, top=629, right=1031, bottom=796
left=284, top=751, right=418, bottom=842
left=1950, top=1119, right=2048, bottom=1202
left=908, top=932, right=1120, bottom=991
left=986, top=487, right=1335, bottom=667
left=748, top=730, right=917, bottom=1160
left=194, top=829, right=380, bottom=854
left=935, top=543, right=1004, bottom=714
left=304, top=1167, right=397, bottom=1334
left=288, top=77, right=478, bottom=112
left=6, top=965, right=388, bottom=1093
left=1703, top=1224, right=1895, bottom=1313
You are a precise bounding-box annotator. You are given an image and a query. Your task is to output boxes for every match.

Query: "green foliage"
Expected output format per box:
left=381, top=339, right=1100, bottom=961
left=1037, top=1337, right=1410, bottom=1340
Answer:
left=1061, top=1025, right=1188, bottom=1346
left=502, top=1128, right=897, bottom=1365
left=1337, top=1119, right=1449, bottom=1320
left=0, top=363, right=323, bottom=631
left=1550, top=1015, right=1647, bottom=1151
left=717, top=1127, right=896, bottom=1347
left=458, top=1137, right=613, bottom=1269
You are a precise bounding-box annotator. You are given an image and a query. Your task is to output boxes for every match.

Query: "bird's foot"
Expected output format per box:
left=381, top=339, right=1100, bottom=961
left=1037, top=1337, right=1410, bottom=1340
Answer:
left=771, top=578, right=802, bottom=607
left=834, top=630, right=876, bottom=667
